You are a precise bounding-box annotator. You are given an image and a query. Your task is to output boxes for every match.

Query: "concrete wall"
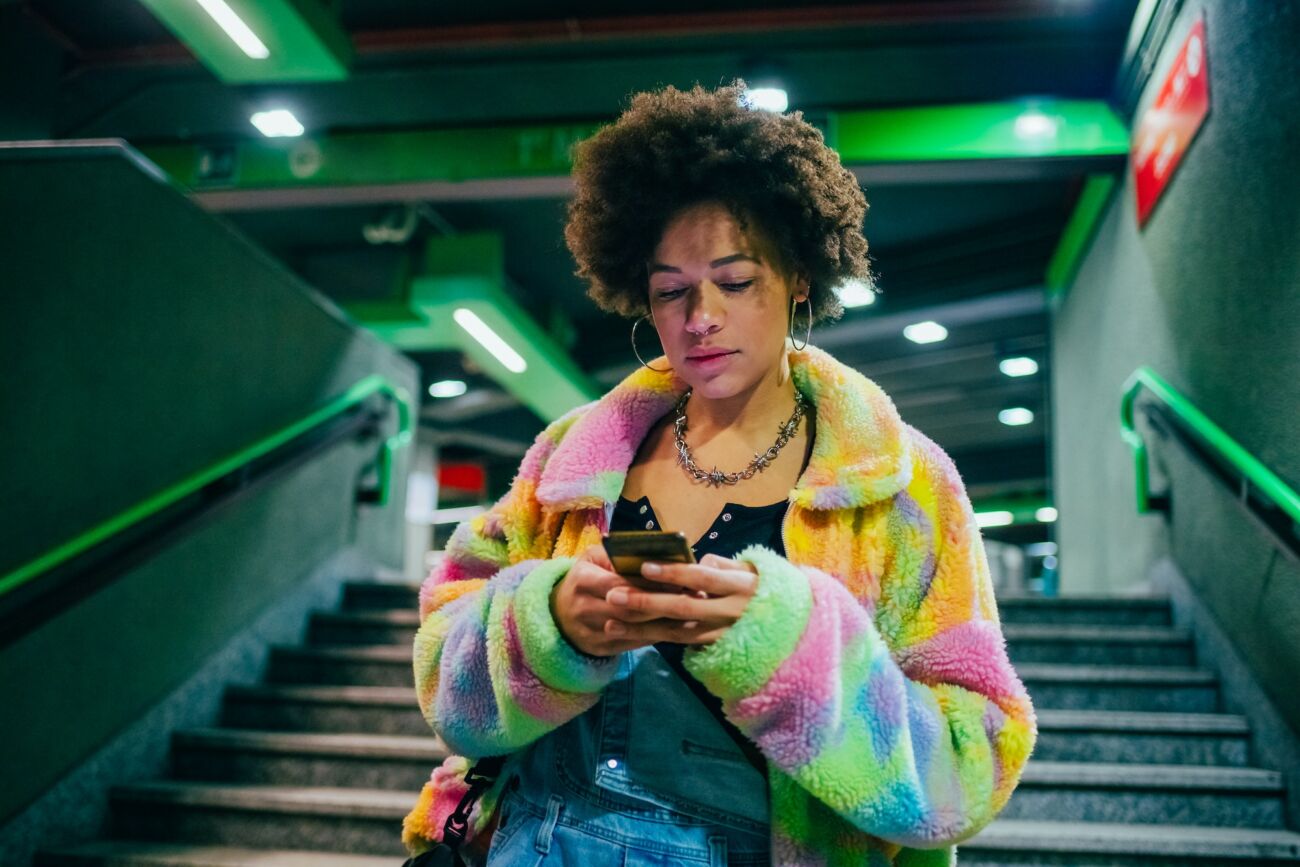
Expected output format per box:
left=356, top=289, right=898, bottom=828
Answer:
left=1052, top=0, right=1299, bottom=730
left=0, top=144, right=420, bottom=826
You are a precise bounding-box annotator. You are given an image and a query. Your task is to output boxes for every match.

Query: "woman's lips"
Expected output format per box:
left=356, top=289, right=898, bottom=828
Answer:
left=686, top=350, right=737, bottom=368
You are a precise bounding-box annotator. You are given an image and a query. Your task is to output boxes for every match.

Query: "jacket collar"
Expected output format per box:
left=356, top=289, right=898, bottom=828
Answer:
left=535, top=343, right=913, bottom=512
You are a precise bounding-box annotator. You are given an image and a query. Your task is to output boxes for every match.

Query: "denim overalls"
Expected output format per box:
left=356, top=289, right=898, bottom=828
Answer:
left=484, top=496, right=784, bottom=866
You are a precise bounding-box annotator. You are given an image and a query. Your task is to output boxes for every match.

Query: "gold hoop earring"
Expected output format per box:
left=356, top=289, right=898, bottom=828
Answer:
left=789, top=296, right=812, bottom=351
left=631, top=314, right=673, bottom=372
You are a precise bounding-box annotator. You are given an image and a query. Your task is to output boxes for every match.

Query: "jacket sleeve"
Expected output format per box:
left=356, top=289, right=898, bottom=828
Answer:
left=412, top=420, right=619, bottom=759
left=683, top=432, right=1037, bottom=849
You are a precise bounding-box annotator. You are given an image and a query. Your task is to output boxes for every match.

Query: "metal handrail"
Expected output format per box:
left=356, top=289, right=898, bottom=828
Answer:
left=1120, top=365, right=1300, bottom=543
left=0, top=375, right=414, bottom=602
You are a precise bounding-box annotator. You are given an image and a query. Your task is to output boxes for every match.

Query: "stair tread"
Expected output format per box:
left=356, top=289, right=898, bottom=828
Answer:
left=1016, top=663, right=1215, bottom=683
left=112, top=782, right=412, bottom=817
left=1036, top=708, right=1250, bottom=733
left=967, top=819, right=1300, bottom=858
left=1003, top=624, right=1190, bottom=643
left=1021, top=761, right=1283, bottom=790
left=174, top=727, right=446, bottom=759
left=226, top=684, right=415, bottom=704
left=998, top=595, right=1171, bottom=607
left=37, top=840, right=399, bottom=867
left=273, top=644, right=411, bottom=661
left=313, top=609, right=419, bottom=625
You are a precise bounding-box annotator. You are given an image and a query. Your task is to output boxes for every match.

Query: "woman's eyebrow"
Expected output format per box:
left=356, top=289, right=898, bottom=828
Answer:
left=648, top=253, right=760, bottom=274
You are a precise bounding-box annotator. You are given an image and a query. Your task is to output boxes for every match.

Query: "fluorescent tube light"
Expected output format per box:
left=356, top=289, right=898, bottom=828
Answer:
left=835, top=279, right=877, bottom=309
left=1036, top=506, right=1059, bottom=522
left=746, top=87, right=789, bottom=112
left=975, top=510, right=1015, bottom=528
left=998, top=407, right=1035, bottom=426
left=903, top=321, right=948, bottom=344
left=999, top=356, right=1039, bottom=377
left=428, top=379, right=468, bottom=399
left=453, top=308, right=528, bottom=374
left=193, top=0, right=269, bottom=59
left=250, top=109, right=304, bottom=137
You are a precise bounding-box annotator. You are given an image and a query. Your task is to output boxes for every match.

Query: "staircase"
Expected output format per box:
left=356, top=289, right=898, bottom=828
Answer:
left=32, top=584, right=1300, bottom=866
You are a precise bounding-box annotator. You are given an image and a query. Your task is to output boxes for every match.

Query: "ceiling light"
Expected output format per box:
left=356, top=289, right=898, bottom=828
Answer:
left=1036, top=506, right=1058, bottom=523
left=999, top=407, right=1035, bottom=426
left=903, top=321, right=948, bottom=344
left=834, top=279, right=877, bottom=309
left=250, top=109, right=304, bottom=137
left=194, top=0, right=269, bottom=59
left=1014, top=109, right=1059, bottom=141
left=453, top=308, right=527, bottom=374
left=428, top=379, right=467, bottom=399
left=999, top=356, right=1039, bottom=377
left=745, top=87, right=789, bottom=112
left=975, top=510, right=1014, bottom=528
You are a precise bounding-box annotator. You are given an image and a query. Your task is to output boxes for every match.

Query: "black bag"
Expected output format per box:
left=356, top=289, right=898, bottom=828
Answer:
left=401, top=755, right=506, bottom=867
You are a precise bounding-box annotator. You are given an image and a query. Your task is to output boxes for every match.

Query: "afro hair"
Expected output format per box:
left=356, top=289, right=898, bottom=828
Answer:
left=563, top=78, right=872, bottom=324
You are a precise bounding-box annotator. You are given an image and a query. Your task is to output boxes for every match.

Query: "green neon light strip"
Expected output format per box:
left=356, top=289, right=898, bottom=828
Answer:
left=140, top=99, right=1129, bottom=193
left=1120, top=366, right=1300, bottom=523
left=832, top=100, right=1130, bottom=162
left=0, top=375, right=413, bottom=602
left=1046, top=173, right=1119, bottom=296
left=135, top=0, right=352, bottom=83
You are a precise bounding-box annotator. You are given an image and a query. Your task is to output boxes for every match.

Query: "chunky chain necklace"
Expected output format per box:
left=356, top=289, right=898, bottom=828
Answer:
left=672, top=388, right=808, bottom=486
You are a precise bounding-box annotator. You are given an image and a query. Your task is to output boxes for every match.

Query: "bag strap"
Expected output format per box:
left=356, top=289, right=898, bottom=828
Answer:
left=441, top=754, right=507, bottom=849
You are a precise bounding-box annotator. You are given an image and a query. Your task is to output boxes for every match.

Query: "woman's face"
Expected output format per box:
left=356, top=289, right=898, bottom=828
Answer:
left=646, top=200, right=808, bottom=401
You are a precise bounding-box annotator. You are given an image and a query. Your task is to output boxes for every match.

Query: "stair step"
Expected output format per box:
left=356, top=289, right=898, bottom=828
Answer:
left=1034, top=709, right=1251, bottom=765
left=998, top=595, right=1172, bottom=626
left=340, top=581, right=420, bottom=612
left=221, top=684, right=428, bottom=736
left=1018, top=664, right=1219, bottom=713
left=1003, top=624, right=1194, bottom=666
left=308, top=609, right=419, bottom=646
left=1004, top=762, right=1285, bottom=828
left=171, top=728, right=446, bottom=789
left=267, top=644, right=413, bottom=688
left=35, top=840, right=398, bottom=867
left=109, top=782, right=410, bottom=856
left=963, top=819, right=1300, bottom=865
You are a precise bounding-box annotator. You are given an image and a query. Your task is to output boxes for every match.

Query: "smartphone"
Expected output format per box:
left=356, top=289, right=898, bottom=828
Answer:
left=602, top=530, right=696, bottom=581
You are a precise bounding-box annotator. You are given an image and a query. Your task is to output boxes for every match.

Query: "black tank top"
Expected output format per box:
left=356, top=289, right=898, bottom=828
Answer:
left=609, top=493, right=788, bottom=776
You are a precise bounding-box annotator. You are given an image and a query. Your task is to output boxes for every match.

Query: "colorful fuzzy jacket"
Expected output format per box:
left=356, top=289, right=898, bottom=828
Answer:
left=403, top=342, right=1037, bottom=866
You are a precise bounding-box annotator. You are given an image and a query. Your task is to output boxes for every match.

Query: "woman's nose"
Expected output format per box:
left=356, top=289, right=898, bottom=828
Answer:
left=684, top=284, right=724, bottom=334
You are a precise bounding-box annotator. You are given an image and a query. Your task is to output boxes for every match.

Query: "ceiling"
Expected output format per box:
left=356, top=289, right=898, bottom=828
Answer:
left=9, top=0, right=1146, bottom=527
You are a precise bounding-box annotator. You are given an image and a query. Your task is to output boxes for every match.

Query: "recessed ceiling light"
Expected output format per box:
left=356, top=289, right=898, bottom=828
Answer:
left=903, top=321, right=948, bottom=344
left=194, top=0, right=269, bottom=59
left=1014, top=109, right=1058, bottom=140
left=428, top=379, right=467, bottom=399
left=975, top=510, right=1014, bottom=528
left=834, top=279, right=876, bottom=309
left=999, top=407, right=1035, bottom=426
left=453, top=308, right=527, bottom=374
left=250, top=109, right=304, bottom=137
left=999, top=356, right=1039, bottom=377
left=1036, top=506, right=1058, bottom=523
left=745, top=87, right=789, bottom=112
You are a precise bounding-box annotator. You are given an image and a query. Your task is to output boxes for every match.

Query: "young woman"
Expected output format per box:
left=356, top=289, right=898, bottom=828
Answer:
left=403, top=80, right=1037, bottom=867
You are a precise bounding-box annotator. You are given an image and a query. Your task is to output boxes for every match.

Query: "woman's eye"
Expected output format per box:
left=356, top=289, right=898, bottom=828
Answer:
left=654, top=280, right=751, bottom=300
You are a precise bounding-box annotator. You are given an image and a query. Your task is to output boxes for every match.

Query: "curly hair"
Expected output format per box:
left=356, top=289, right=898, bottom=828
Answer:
left=563, top=78, right=872, bottom=324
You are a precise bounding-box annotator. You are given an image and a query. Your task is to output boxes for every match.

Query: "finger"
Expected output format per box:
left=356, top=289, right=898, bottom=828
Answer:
left=698, top=552, right=758, bottom=574
left=605, top=586, right=742, bottom=623
left=584, top=543, right=615, bottom=572
left=603, top=617, right=731, bottom=645
left=641, top=561, right=758, bottom=597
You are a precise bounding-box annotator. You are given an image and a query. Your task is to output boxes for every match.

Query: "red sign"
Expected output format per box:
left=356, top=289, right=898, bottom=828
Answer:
left=1132, top=14, right=1210, bottom=227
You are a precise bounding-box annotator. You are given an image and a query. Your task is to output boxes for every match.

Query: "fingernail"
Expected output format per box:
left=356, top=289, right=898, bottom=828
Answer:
left=606, top=619, right=625, bottom=634
left=607, top=588, right=628, bottom=605
left=642, top=562, right=661, bottom=576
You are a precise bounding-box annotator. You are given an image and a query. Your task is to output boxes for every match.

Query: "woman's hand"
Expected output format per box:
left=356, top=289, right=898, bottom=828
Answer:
left=549, top=544, right=669, bottom=658
left=601, top=553, right=759, bottom=647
